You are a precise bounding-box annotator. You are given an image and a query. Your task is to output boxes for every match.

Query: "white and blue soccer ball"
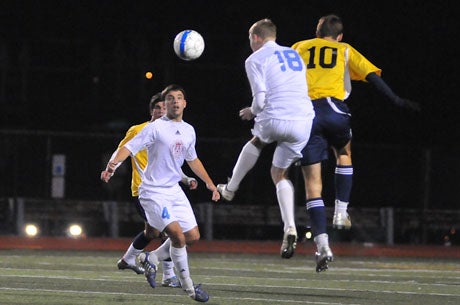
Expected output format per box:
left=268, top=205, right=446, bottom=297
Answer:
left=173, top=30, right=205, bottom=61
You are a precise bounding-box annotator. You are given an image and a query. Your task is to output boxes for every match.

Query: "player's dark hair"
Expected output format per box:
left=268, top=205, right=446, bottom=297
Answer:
left=317, top=14, right=343, bottom=39
left=161, top=84, right=186, bottom=100
left=251, top=18, right=277, bottom=39
left=149, top=92, right=163, bottom=111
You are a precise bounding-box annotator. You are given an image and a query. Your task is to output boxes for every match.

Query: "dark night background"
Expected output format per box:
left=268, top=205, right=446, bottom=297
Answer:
left=1, top=0, right=458, bottom=144
left=0, top=0, right=459, bottom=242
left=1, top=1, right=459, bottom=212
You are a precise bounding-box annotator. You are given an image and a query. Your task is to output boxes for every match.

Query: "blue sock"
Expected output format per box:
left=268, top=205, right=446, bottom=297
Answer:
left=335, top=165, right=353, bottom=202
left=306, top=198, right=327, bottom=237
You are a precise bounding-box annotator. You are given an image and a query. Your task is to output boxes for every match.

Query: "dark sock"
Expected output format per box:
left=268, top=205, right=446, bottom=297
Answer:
left=306, top=198, right=327, bottom=236
left=132, top=231, right=150, bottom=250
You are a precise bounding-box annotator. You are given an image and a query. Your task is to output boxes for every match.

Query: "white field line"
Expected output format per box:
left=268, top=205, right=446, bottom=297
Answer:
left=0, top=287, right=358, bottom=305
left=0, top=272, right=459, bottom=298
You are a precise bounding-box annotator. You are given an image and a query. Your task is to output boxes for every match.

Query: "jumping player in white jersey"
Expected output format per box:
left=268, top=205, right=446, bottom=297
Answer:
left=101, top=84, right=220, bottom=303
left=217, top=19, right=315, bottom=259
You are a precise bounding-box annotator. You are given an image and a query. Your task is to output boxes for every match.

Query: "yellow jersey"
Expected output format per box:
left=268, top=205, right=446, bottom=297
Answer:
left=292, top=38, right=381, bottom=100
left=117, top=121, right=149, bottom=196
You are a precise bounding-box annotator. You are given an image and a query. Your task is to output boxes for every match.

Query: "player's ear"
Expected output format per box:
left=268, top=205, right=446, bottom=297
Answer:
left=337, top=33, right=343, bottom=42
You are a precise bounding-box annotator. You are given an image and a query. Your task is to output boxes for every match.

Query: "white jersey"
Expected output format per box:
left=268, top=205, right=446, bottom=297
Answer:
left=245, top=41, right=314, bottom=121
left=124, top=116, right=197, bottom=193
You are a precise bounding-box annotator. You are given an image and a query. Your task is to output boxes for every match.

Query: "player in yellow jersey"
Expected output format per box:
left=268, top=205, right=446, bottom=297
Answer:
left=102, top=92, right=197, bottom=287
left=292, top=14, right=420, bottom=272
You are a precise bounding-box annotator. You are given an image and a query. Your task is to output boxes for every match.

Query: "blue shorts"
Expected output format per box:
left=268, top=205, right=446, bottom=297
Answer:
left=300, top=97, right=352, bottom=166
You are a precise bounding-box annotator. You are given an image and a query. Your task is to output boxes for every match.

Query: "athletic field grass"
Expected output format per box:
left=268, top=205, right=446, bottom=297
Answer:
left=0, top=249, right=459, bottom=305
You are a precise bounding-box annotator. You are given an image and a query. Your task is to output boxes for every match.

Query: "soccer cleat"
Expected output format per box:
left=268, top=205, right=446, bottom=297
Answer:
left=189, top=284, right=209, bottom=302
left=216, top=184, right=235, bottom=201
left=315, top=246, right=334, bottom=272
left=139, top=252, right=158, bottom=288
left=280, top=228, right=297, bottom=259
left=117, top=258, right=145, bottom=274
left=162, top=276, right=181, bottom=288
left=333, top=211, right=352, bottom=230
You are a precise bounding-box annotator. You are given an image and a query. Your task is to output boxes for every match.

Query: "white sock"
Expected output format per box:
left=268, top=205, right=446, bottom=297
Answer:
left=170, top=246, right=194, bottom=294
left=122, top=244, right=143, bottom=265
left=162, top=260, right=175, bottom=279
left=314, top=233, right=330, bottom=251
left=335, top=200, right=349, bottom=214
left=153, top=238, right=171, bottom=261
left=227, top=142, right=261, bottom=192
left=276, top=179, right=295, bottom=232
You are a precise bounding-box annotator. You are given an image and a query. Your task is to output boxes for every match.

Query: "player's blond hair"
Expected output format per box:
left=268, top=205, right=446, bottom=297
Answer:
left=251, top=18, right=277, bottom=39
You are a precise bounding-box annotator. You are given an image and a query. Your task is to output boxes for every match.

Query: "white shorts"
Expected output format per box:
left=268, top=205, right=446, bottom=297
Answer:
left=252, top=118, right=312, bottom=168
left=138, top=185, right=197, bottom=233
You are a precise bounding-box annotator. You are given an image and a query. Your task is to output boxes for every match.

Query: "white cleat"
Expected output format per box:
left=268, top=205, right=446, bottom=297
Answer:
left=315, top=246, right=333, bottom=272
left=280, top=227, right=297, bottom=259
left=139, top=252, right=159, bottom=288
left=216, top=184, right=235, bottom=201
left=333, top=211, right=352, bottom=230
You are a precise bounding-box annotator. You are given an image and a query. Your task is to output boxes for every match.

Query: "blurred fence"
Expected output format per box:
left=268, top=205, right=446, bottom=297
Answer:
left=0, top=129, right=459, bottom=244
left=1, top=197, right=459, bottom=246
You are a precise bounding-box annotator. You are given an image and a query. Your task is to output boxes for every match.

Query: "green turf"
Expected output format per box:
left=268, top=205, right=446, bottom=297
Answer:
left=0, top=249, right=459, bottom=305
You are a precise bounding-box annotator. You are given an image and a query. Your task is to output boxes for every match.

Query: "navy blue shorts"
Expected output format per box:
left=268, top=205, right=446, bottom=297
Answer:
left=300, top=97, right=352, bottom=166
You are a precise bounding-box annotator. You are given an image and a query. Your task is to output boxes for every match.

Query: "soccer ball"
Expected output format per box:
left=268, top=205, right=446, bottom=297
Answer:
left=173, top=30, right=205, bottom=61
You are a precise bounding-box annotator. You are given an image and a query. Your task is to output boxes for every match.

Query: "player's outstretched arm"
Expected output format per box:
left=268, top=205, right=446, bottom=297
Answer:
left=100, top=147, right=131, bottom=183
left=100, top=148, right=124, bottom=182
left=366, top=72, right=421, bottom=112
left=392, top=97, right=421, bottom=112
left=239, top=107, right=255, bottom=121
left=186, top=158, right=220, bottom=202
left=180, top=169, right=198, bottom=190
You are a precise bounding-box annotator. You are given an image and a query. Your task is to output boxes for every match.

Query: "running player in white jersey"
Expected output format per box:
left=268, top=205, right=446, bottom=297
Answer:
left=292, top=14, right=420, bottom=272
left=217, top=19, right=315, bottom=260
left=102, top=84, right=220, bottom=303
left=101, top=92, right=197, bottom=288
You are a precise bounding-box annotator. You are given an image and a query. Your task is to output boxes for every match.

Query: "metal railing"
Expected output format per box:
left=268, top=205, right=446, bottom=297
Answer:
left=1, top=129, right=459, bottom=244
left=2, top=197, right=459, bottom=245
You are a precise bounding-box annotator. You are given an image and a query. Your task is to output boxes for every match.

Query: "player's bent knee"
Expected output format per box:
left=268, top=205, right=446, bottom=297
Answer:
left=144, top=226, right=161, bottom=240
left=184, top=228, right=200, bottom=245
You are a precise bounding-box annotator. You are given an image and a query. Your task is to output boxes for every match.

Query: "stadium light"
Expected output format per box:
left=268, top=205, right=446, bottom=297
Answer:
left=24, top=224, right=39, bottom=237
left=145, top=71, right=153, bottom=79
left=66, top=224, right=84, bottom=238
left=305, top=226, right=312, bottom=240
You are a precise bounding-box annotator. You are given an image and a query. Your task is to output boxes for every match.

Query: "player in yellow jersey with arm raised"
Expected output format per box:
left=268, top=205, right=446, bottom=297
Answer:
left=101, top=92, right=197, bottom=287
left=292, top=14, right=420, bottom=272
